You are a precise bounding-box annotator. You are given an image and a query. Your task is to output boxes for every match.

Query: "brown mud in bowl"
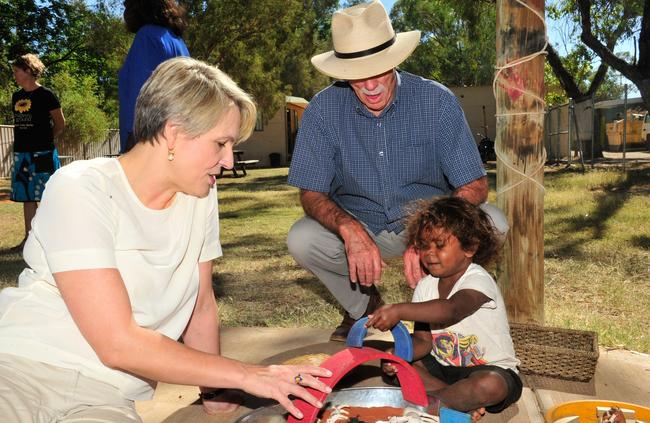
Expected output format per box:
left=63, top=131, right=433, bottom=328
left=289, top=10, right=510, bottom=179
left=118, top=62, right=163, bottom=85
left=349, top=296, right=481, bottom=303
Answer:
left=234, top=387, right=424, bottom=423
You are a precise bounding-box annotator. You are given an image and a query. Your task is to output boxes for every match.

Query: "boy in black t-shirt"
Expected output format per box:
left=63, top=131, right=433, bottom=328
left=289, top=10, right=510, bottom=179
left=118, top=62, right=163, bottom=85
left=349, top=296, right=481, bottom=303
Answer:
left=10, top=54, right=66, bottom=250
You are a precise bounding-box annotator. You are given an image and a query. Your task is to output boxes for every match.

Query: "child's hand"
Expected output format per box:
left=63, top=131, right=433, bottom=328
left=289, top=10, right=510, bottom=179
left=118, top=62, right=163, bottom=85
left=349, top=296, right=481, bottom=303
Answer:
left=381, top=360, right=398, bottom=377
left=366, top=304, right=400, bottom=331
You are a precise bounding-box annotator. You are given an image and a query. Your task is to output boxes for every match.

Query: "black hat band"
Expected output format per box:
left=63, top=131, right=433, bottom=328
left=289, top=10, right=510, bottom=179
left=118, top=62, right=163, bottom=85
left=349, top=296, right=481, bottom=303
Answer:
left=334, top=36, right=396, bottom=59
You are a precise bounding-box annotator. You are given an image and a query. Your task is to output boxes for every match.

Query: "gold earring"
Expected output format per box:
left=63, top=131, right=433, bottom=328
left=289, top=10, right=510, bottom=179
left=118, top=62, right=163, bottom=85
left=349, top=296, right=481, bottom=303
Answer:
left=167, top=149, right=175, bottom=161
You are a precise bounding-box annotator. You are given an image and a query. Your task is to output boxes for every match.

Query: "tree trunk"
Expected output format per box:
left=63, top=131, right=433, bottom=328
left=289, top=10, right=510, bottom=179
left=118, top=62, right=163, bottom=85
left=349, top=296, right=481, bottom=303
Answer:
left=495, top=0, right=546, bottom=324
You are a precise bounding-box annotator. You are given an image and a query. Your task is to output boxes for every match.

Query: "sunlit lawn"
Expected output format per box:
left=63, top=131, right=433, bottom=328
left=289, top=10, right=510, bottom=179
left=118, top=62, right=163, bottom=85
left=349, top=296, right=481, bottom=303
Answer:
left=1, top=162, right=649, bottom=353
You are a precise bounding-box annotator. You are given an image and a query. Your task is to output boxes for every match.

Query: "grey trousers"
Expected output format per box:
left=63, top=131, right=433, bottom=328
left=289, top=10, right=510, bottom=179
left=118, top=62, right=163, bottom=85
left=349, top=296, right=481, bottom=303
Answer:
left=287, top=216, right=408, bottom=319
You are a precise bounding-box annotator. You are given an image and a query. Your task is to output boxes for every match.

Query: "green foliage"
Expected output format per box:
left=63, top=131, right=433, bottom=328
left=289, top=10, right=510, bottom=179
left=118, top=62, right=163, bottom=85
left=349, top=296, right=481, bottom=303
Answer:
left=0, top=0, right=129, bottom=128
left=544, top=62, right=568, bottom=107
left=390, top=0, right=496, bottom=86
left=547, top=0, right=643, bottom=45
left=48, top=72, right=109, bottom=144
left=545, top=0, right=649, bottom=109
left=544, top=59, right=626, bottom=107
left=183, top=0, right=337, bottom=122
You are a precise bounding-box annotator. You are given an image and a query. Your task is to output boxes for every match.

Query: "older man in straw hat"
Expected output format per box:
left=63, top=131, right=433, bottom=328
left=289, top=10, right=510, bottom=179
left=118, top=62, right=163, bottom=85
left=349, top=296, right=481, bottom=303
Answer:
left=287, top=0, right=499, bottom=342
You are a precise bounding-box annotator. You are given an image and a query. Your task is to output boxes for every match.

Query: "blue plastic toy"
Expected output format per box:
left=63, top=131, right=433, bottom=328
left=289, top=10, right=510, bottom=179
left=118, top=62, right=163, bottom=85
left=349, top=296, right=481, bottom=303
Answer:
left=345, top=316, right=413, bottom=362
left=440, top=407, right=472, bottom=423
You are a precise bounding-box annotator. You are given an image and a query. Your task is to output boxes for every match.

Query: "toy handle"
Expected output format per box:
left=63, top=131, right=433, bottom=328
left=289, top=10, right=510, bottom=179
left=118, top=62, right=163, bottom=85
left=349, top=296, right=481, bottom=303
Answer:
left=286, top=347, right=427, bottom=423
left=346, top=316, right=413, bottom=362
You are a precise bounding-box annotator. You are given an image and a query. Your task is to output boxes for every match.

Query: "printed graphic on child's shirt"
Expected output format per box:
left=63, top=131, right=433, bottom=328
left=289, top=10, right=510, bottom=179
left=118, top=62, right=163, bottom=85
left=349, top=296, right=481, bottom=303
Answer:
left=431, top=331, right=487, bottom=366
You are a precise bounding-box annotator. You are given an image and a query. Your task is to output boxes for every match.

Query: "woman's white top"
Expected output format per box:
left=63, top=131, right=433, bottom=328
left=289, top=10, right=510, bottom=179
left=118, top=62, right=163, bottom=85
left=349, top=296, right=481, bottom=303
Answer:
left=0, top=158, right=222, bottom=400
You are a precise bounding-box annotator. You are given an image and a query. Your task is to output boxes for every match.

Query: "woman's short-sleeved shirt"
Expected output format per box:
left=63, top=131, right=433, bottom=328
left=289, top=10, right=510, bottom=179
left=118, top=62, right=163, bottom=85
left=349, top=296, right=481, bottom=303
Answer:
left=12, top=86, right=61, bottom=152
left=0, top=158, right=222, bottom=400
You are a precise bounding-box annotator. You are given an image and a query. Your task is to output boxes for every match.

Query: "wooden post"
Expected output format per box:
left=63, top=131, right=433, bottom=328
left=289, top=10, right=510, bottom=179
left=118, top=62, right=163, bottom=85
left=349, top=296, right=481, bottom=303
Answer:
left=495, top=0, right=546, bottom=324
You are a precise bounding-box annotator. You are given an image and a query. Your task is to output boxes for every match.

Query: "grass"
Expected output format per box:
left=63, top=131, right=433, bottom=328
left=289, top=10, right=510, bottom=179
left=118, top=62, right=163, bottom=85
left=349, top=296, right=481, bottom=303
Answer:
left=1, top=163, right=649, bottom=353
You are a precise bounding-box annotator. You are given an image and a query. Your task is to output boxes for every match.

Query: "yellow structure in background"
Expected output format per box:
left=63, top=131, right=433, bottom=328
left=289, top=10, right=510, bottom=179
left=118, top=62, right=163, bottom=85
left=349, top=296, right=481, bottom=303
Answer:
left=605, top=110, right=647, bottom=151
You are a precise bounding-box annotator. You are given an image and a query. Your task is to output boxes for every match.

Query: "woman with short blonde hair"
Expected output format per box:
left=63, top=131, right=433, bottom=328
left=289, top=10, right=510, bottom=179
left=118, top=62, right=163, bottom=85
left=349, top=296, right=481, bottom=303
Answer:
left=0, top=57, right=331, bottom=421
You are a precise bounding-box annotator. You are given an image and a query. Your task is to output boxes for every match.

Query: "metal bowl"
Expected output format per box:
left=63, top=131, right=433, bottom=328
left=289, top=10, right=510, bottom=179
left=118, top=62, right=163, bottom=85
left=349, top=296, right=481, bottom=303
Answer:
left=235, top=387, right=417, bottom=423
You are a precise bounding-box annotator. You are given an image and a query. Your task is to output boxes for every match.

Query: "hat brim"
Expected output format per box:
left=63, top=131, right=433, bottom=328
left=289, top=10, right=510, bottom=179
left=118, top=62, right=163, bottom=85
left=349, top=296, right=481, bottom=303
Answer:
left=311, top=31, right=421, bottom=80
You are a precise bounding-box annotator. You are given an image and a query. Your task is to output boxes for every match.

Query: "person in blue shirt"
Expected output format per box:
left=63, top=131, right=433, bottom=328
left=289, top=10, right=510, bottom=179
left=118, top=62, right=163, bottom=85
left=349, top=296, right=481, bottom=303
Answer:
left=118, top=0, right=190, bottom=153
left=287, top=1, right=506, bottom=342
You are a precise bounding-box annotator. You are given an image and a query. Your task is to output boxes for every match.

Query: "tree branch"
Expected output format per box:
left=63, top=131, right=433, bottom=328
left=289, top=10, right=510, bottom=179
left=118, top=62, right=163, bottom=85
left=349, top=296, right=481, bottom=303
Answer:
left=638, top=0, right=649, bottom=71
left=545, top=43, right=585, bottom=100
left=576, top=0, right=640, bottom=81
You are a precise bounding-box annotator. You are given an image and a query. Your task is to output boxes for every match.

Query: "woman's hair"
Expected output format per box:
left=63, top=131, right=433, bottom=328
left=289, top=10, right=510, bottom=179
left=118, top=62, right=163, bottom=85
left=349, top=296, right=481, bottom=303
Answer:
left=133, top=57, right=256, bottom=146
left=12, top=54, right=46, bottom=79
left=123, top=0, right=187, bottom=36
left=405, top=196, right=501, bottom=267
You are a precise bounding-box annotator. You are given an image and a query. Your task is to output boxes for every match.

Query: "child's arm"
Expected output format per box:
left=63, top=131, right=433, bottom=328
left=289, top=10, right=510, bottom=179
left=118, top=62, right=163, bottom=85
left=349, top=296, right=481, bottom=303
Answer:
left=412, top=323, right=434, bottom=361
left=366, top=289, right=490, bottom=331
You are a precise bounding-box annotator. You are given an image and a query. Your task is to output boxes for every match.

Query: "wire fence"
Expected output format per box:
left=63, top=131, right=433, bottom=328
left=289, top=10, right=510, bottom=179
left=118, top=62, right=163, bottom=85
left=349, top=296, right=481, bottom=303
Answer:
left=545, top=95, right=649, bottom=169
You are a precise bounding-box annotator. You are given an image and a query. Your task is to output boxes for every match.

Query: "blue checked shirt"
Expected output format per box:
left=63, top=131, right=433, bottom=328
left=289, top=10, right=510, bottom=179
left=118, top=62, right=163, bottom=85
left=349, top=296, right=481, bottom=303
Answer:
left=288, top=71, right=486, bottom=234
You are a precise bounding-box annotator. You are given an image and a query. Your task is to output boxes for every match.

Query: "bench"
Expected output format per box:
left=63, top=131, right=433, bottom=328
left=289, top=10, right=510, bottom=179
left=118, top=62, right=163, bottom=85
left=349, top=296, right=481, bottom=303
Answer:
left=219, top=159, right=260, bottom=178
left=235, top=159, right=259, bottom=176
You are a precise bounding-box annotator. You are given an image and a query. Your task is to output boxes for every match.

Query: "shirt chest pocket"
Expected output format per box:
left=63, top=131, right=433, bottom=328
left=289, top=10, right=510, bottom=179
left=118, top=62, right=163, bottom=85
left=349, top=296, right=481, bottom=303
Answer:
left=392, top=139, right=436, bottom=182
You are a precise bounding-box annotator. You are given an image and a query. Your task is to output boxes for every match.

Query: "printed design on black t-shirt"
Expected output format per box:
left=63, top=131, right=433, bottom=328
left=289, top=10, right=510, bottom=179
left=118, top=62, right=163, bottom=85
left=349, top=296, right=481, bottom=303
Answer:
left=431, top=331, right=487, bottom=367
left=15, top=98, right=32, bottom=113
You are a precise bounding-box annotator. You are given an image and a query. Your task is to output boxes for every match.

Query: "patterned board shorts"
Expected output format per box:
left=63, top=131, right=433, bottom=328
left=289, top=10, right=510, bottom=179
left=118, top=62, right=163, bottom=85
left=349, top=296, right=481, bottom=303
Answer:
left=11, top=150, right=61, bottom=202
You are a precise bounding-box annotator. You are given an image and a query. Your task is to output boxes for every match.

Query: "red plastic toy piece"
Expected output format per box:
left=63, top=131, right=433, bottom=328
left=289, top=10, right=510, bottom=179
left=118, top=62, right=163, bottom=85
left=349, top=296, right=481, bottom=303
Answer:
left=286, top=347, right=427, bottom=423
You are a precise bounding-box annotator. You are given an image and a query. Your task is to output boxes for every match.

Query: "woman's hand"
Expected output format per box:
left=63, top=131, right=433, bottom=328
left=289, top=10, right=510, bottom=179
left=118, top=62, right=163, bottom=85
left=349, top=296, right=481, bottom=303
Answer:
left=241, top=364, right=333, bottom=419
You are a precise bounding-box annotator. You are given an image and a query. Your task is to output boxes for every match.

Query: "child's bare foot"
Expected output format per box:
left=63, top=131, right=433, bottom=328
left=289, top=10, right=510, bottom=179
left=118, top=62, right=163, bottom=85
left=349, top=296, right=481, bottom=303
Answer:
left=200, top=389, right=243, bottom=414
left=426, top=394, right=486, bottom=422
left=470, top=408, right=486, bottom=422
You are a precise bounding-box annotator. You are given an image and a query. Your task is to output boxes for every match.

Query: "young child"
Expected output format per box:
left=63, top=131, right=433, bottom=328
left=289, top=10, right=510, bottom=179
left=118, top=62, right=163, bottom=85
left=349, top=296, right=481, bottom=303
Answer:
left=366, top=197, right=522, bottom=418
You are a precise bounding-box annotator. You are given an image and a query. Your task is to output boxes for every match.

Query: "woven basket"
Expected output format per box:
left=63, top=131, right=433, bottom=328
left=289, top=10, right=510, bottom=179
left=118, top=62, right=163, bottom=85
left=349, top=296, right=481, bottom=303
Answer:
left=509, top=323, right=599, bottom=382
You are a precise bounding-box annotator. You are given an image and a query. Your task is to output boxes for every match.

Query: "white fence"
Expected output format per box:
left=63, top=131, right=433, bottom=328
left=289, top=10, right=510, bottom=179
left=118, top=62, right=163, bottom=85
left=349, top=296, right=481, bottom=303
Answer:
left=0, top=125, right=119, bottom=178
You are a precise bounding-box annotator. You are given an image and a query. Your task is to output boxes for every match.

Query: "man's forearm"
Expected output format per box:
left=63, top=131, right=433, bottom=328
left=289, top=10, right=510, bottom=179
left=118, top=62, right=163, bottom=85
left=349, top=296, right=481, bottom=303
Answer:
left=452, top=176, right=488, bottom=205
left=299, top=189, right=360, bottom=236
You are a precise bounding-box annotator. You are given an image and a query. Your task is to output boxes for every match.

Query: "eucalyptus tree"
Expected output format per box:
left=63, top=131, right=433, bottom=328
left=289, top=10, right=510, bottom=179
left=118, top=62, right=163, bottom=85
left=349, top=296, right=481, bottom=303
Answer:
left=390, top=0, right=496, bottom=87
left=182, top=0, right=337, bottom=123
left=546, top=0, right=649, bottom=110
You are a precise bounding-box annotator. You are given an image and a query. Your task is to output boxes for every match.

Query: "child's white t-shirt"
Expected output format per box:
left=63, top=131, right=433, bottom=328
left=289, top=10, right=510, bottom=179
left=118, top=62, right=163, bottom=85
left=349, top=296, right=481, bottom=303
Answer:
left=412, top=263, right=519, bottom=372
left=0, top=158, right=222, bottom=400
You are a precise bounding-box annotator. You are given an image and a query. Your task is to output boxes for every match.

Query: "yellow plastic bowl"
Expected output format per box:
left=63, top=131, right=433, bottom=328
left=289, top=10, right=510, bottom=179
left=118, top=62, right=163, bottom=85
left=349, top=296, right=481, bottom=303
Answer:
left=545, top=400, right=650, bottom=423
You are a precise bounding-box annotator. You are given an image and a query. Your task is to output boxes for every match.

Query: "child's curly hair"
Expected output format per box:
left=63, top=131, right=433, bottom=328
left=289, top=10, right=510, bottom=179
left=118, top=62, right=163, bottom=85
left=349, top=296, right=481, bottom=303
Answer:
left=405, top=197, right=501, bottom=267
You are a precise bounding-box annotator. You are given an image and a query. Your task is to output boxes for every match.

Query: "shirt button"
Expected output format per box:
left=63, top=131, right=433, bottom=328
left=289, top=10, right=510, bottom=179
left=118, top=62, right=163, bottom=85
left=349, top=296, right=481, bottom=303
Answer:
left=379, top=151, right=384, bottom=157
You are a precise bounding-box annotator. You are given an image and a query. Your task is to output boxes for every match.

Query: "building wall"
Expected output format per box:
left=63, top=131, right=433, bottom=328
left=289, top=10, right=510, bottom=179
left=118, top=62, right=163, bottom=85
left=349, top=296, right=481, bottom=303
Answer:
left=239, top=106, right=287, bottom=167
left=450, top=86, right=497, bottom=142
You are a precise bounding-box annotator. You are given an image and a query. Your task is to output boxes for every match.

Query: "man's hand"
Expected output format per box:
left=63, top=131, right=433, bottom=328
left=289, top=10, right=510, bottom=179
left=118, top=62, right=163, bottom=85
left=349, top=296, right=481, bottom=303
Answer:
left=366, top=304, right=401, bottom=331
left=340, top=223, right=386, bottom=286
left=403, top=245, right=425, bottom=289
left=299, top=190, right=386, bottom=286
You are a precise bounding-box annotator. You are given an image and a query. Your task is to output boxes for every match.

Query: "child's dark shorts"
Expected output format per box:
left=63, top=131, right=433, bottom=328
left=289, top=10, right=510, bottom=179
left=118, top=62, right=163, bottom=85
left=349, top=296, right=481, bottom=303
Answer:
left=420, top=354, right=523, bottom=413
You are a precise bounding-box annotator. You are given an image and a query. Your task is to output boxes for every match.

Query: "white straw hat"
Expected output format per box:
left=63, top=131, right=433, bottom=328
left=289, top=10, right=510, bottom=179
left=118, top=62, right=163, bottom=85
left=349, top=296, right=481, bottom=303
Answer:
left=311, top=0, right=421, bottom=80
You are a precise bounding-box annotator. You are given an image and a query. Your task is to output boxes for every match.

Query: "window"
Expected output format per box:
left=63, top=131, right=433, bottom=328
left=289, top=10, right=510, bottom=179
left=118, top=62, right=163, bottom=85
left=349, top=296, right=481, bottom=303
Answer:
left=254, top=112, right=264, bottom=131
